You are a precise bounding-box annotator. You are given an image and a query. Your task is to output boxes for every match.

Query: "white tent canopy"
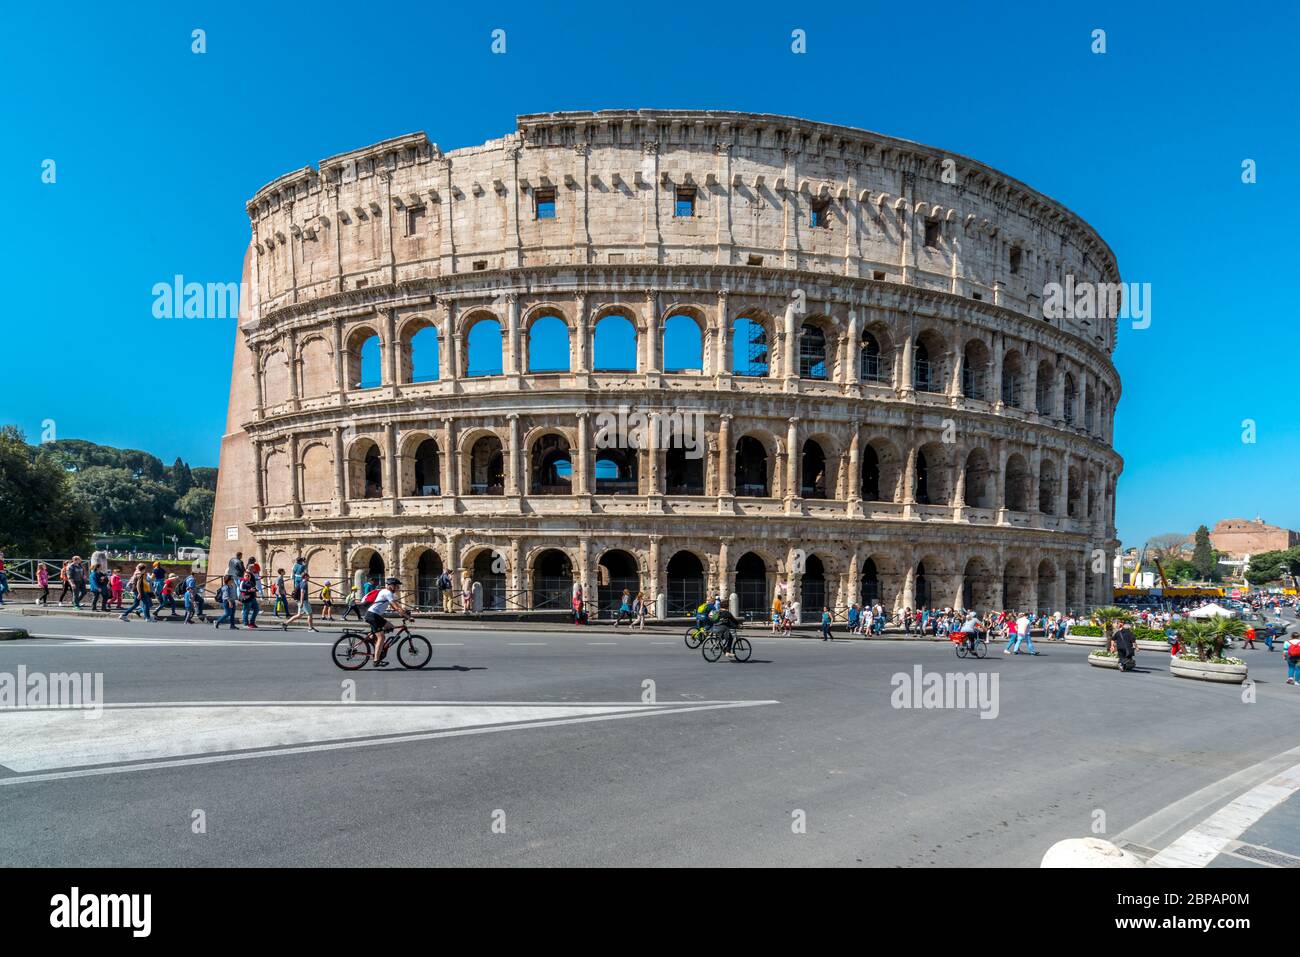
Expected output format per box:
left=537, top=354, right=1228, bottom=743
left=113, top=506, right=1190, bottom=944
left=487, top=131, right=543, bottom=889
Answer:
left=1187, top=603, right=1236, bottom=619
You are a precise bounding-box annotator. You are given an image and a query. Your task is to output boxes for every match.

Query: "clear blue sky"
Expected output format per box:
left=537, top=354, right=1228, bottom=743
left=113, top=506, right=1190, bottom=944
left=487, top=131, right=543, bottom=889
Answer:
left=2, top=0, right=1296, bottom=548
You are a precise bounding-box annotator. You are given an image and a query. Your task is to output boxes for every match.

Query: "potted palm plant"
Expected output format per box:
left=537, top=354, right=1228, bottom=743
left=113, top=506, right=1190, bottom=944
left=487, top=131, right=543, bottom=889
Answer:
left=1171, top=618, right=1248, bottom=684
left=1068, top=605, right=1130, bottom=647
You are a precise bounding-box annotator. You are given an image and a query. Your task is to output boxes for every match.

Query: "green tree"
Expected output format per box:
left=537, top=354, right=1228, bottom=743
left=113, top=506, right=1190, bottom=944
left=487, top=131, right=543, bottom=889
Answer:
left=0, top=427, right=94, bottom=554
left=191, top=467, right=218, bottom=492
left=68, top=466, right=177, bottom=535
left=176, top=487, right=215, bottom=537
left=1245, top=549, right=1299, bottom=585
left=169, top=457, right=194, bottom=496
left=1191, top=525, right=1217, bottom=580
left=1162, top=557, right=1198, bottom=582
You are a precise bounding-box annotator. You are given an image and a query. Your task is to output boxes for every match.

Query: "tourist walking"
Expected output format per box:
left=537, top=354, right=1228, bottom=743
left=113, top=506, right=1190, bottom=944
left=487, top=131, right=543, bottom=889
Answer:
left=438, top=569, right=453, bottom=613
left=156, top=574, right=181, bottom=619
left=614, top=589, right=633, bottom=627
left=240, top=571, right=260, bottom=628
left=109, top=568, right=124, bottom=609
left=56, top=559, right=72, bottom=605
left=1286, top=635, right=1300, bottom=685
left=633, top=591, right=648, bottom=630
left=212, top=576, right=238, bottom=630
left=282, top=571, right=319, bottom=631
left=36, top=562, right=49, bottom=605
left=342, top=581, right=363, bottom=621
left=119, top=564, right=154, bottom=622
left=273, top=569, right=289, bottom=617
left=182, top=571, right=205, bottom=623
left=320, top=580, right=334, bottom=620
left=68, top=557, right=87, bottom=608
left=821, top=606, right=833, bottom=641
left=1004, top=611, right=1039, bottom=655
left=88, top=564, right=106, bottom=611
left=227, top=551, right=245, bottom=581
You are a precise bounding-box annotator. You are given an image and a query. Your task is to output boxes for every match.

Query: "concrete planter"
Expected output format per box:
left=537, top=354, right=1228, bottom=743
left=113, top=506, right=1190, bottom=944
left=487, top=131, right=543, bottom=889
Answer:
left=1136, top=639, right=1171, bottom=653
left=1065, top=633, right=1106, bottom=647
left=0, top=628, right=29, bottom=641
left=1170, top=656, right=1248, bottom=684
left=1088, top=651, right=1119, bottom=669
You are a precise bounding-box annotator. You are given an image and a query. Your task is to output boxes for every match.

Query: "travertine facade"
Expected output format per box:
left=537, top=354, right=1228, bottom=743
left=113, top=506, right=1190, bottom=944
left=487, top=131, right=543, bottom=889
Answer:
left=210, top=110, right=1123, bottom=617
left=1211, top=518, right=1300, bottom=559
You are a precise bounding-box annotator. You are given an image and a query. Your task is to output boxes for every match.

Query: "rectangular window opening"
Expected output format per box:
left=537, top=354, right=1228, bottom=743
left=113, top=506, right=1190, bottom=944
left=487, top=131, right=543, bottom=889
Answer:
left=534, top=188, right=556, bottom=220
left=1009, top=246, right=1022, bottom=275
left=674, top=187, right=696, bottom=218
left=924, top=219, right=941, bottom=248
left=405, top=206, right=425, bottom=237
left=810, top=198, right=831, bottom=229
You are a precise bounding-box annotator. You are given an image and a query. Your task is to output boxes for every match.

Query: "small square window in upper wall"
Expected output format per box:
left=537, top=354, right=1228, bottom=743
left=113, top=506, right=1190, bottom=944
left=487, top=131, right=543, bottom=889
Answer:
left=675, top=188, right=696, bottom=217
left=810, top=199, right=831, bottom=228
left=873, top=271, right=886, bottom=281
left=405, top=206, right=425, bottom=236
left=1009, top=247, right=1022, bottom=275
left=473, top=260, right=488, bottom=271
left=535, top=188, right=556, bottom=220
left=924, top=219, right=941, bottom=248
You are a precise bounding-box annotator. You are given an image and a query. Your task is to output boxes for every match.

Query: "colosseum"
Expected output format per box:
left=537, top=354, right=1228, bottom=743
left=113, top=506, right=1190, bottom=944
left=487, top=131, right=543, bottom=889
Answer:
left=209, top=109, right=1123, bottom=620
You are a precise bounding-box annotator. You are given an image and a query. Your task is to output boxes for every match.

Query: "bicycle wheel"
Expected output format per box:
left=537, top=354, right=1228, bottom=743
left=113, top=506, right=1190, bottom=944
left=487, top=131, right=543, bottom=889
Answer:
left=701, top=635, right=723, bottom=662
left=955, top=641, right=968, bottom=659
left=332, top=632, right=372, bottom=671
left=732, top=637, right=752, bottom=662
left=684, top=627, right=703, bottom=649
left=398, top=633, right=433, bottom=669
left=972, top=640, right=988, bottom=659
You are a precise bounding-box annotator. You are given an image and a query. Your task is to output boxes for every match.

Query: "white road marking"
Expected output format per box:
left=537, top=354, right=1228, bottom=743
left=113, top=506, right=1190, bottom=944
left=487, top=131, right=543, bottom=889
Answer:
left=1149, top=760, right=1300, bottom=867
left=508, top=642, right=548, bottom=646
left=586, top=642, right=618, bottom=646
left=0, top=699, right=778, bottom=784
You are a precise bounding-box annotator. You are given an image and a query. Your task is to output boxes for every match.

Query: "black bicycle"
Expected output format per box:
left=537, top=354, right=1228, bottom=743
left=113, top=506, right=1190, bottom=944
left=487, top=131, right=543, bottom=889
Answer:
left=701, top=627, right=751, bottom=662
left=331, top=619, right=432, bottom=670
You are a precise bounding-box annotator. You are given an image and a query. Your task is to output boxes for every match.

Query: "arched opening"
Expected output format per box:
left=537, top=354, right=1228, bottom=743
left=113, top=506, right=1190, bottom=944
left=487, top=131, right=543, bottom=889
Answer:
left=467, top=435, right=504, bottom=495
left=531, top=434, right=572, bottom=495
left=531, top=549, right=573, bottom=610
left=347, top=328, right=382, bottom=390
left=528, top=315, right=570, bottom=373
left=1065, top=563, right=1079, bottom=613
left=299, top=338, right=334, bottom=399
left=1001, top=351, right=1024, bottom=408
left=1039, top=459, right=1058, bottom=515
left=732, top=317, right=769, bottom=377
left=861, top=444, right=881, bottom=500
left=913, top=336, right=943, bottom=393
left=466, top=318, right=503, bottom=377
left=301, top=443, right=333, bottom=503
left=735, top=552, right=768, bottom=619
left=800, top=439, right=828, bottom=499
left=859, top=557, right=881, bottom=607
left=1036, top=361, right=1055, bottom=415
left=262, top=351, right=291, bottom=408
left=406, top=324, right=440, bottom=383
left=963, top=557, right=994, bottom=611
left=734, top=436, right=769, bottom=497
left=801, top=554, right=827, bottom=614
left=799, top=323, right=828, bottom=380
left=964, top=448, right=993, bottom=508
left=1063, top=373, right=1076, bottom=424
left=597, top=550, right=640, bottom=619
left=364, top=446, right=383, bottom=498
left=594, top=448, right=636, bottom=495
left=1067, top=464, right=1081, bottom=518
left=666, top=551, right=706, bottom=617
left=914, top=448, right=931, bottom=504
left=962, top=340, right=990, bottom=400
left=665, top=447, right=705, bottom=495
left=349, top=440, right=382, bottom=500
left=412, top=438, right=441, bottom=496
left=1036, top=559, right=1056, bottom=612
left=415, top=550, right=443, bottom=609
left=1004, top=454, right=1031, bottom=511
left=471, top=550, right=506, bottom=611
left=593, top=314, right=637, bottom=371
left=1084, top=386, right=1096, bottom=432
left=860, top=331, right=888, bottom=384
left=350, top=549, right=386, bottom=591
left=663, top=314, right=703, bottom=372
left=1003, top=559, right=1031, bottom=611
left=915, top=561, right=932, bottom=609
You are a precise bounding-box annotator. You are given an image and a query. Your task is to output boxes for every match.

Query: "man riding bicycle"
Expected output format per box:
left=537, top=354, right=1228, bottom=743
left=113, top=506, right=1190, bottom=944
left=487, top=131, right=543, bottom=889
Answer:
left=957, top=612, right=982, bottom=653
left=709, top=599, right=743, bottom=659
left=365, top=577, right=412, bottom=667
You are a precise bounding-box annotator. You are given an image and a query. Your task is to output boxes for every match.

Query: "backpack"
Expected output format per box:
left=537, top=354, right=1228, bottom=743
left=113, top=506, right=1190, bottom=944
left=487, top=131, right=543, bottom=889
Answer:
left=1288, top=640, right=1300, bottom=659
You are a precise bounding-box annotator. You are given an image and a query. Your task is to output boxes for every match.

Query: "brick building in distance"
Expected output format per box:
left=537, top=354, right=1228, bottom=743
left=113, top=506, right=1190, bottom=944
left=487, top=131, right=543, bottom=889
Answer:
left=1210, top=518, right=1300, bottom=558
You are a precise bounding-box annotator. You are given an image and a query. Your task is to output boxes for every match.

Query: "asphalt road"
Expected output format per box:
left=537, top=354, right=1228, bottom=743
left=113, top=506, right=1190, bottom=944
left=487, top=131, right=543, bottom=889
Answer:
left=2, top=610, right=1299, bottom=867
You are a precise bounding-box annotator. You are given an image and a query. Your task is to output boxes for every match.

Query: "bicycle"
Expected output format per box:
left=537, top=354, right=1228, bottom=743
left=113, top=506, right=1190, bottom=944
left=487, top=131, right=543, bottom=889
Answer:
left=950, top=630, right=988, bottom=659
left=331, top=618, right=432, bottom=670
left=701, top=627, right=751, bottom=662
left=684, top=622, right=709, bottom=649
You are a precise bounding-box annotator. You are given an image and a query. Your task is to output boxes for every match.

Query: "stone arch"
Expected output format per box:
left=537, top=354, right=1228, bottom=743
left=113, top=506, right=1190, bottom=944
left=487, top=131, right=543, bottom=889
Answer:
left=1062, top=372, right=1077, bottom=423
left=1035, top=359, right=1055, bottom=414
left=663, top=308, right=707, bottom=373
left=348, top=546, right=387, bottom=589
left=913, top=440, right=951, bottom=506
left=398, top=314, right=439, bottom=384
left=463, top=311, right=503, bottom=377
left=961, top=337, right=991, bottom=400
left=1004, top=453, right=1031, bottom=511
left=592, top=312, right=638, bottom=372
left=1038, top=456, right=1059, bottom=515
left=529, top=546, right=576, bottom=610
left=300, top=441, right=333, bottom=504
left=461, top=545, right=507, bottom=610
left=733, top=550, right=770, bottom=618
left=262, top=349, right=291, bottom=409
left=344, top=323, right=383, bottom=389
left=596, top=548, right=641, bottom=618
left=798, top=316, right=836, bottom=381
left=962, top=554, right=998, bottom=611
left=1001, top=348, right=1025, bottom=408
left=859, top=322, right=893, bottom=384
left=665, top=443, right=705, bottom=495
left=530, top=431, right=573, bottom=494
left=912, top=328, right=948, bottom=394
left=298, top=335, right=334, bottom=399
left=666, top=549, right=707, bottom=615
left=463, top=431, right=505, bottom=496
left=401, top=433, right=442, bottom=496
left=523, top=309, right=571, bottom=373
left=801, top=553, right=830, bottom=613
left=409, top=547, right=444, bottom=608
left=1036, top=557, right=1058, bottom=612
left=963, top=447, right=994, bottom=508
left=734, top=432, right=773, bottom=497
left=731, top=312, right=773, bottom=377
left=594, top=444, right=638, bottom=495
left=1003, top=556, right=1032, bottom=611
left=861, top=435, right=903, bottom=502
left=263, top=448, right=292, bottom=506
left=346, top=436, right=384, bottom=499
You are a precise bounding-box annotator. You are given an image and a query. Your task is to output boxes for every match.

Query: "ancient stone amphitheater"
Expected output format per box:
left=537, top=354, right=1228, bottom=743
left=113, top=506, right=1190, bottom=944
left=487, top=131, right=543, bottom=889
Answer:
left=210, top=109, right=1122, bottom=619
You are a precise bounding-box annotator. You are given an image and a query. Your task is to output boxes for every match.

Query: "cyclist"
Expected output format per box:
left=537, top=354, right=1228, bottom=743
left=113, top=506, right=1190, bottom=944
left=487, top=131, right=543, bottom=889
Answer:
left=365, top=577, right=412, bottom=667
left=709, top=598, right=743, bottom=659
left=957, top=612, right=982, bottom=654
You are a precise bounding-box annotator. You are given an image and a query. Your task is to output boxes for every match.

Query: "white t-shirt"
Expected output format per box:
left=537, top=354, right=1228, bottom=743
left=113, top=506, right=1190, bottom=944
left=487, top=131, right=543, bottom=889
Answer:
left=369, top=588, right=396, bottom=615
left=1016, top=615, right=1031, bottom=635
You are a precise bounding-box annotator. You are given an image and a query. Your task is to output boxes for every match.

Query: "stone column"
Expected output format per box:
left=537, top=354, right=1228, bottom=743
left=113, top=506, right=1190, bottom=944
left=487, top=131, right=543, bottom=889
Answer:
left=718, top=414, right=733, bottom=497
left=645, top=289, right=660, bottom=373
left=287, top=331, right=301, bottom=410
left=506, top=294, right=521, bottom=375
left=385, top=422, right=399, bottom=509
left=575, top=412, right=590, bottom=495
left=442, top=417, right=458, bottom=497
left=647, top=535, right=662, bottom=603
left=845, top=308, right=860, bottom=385
left=903, top=445, right=917, bottom=504
left=899, top=332, right=914, bottom=394
left=445, top=302, right=460, bottom=382
left=953, top=453, right=966, bottom=510
left=717, top=539, right=731, bottom=599
left=507, top=414, right=521, bottom=496
left=333, top=321, right=347, bottom=401
left=715, top=289, right=731, bottom=377
left=901, top=562, right=916, bottom=610
left=384, top=309, right=398, bottom=392
left=252, top=439, right=267, bottom=521
left=785, top=417, right=800, bottom=500
left=647, top=413, right=662, bottom=495
left=289, top=434, right=302, bottom=518
left=991, top=332, right=1004, bottom=408
left=847, top=430, right=861, bottom=507
left=782, top=300, right=798, bottom=380
left=331, top=427, right=348, bottom=514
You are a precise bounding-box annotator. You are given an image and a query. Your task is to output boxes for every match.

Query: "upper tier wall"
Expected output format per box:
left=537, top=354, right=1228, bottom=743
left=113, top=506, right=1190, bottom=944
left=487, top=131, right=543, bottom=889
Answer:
left=245, top=111, right=1120, bottom=353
